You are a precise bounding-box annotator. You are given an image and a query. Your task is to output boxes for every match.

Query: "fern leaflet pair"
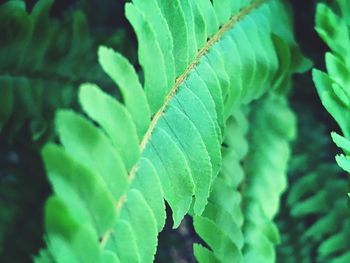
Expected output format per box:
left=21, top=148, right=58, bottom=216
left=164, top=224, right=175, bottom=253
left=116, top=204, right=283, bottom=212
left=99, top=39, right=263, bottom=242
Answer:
left=31, top=0, right=311, bottom=262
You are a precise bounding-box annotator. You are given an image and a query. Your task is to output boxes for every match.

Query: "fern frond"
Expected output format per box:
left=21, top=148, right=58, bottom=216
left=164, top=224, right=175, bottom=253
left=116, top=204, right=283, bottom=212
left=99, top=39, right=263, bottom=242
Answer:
left=37, top=0, right=307, bottom=262
left=193, top=93, right=296, bottom=262
left=278, top=165, right=350, bottom=263
left=313, top=0, right=350, bottom=200
left=242, top=93, right=296, bottom=262
left=193, top=108, right=248, bottom=262
left=277, top=113, right=350, bottom=263
left=312, top=4, right=350, bottom=259
left=0, top=0, right=122, bottom=142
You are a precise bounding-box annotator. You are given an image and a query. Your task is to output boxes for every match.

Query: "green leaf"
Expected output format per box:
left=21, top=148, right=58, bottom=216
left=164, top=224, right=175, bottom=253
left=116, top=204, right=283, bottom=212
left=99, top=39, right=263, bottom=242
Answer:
left=117, top=190, right=158, bottom=263
left=79, top=83, right=140, bottom=172
left=158, top=104, right=212, bottom=214
left=143, top=125, right=194, bottom=227
left=193, top=244, right=220, bottom=263
left=156, top=0, right=189, bottom=75
left=125, top=3, right=168, bottom=114
left=42, top=144, right=116, bottom=236
left=315, top=3, right=350, bottom=57
left=193, top=216, right=242, bottom=262
left=98, top=46, right=151, bottom=139
left=0, top=0, right=114, bottom=142
left=36, top=1, right=306, bottom=262
left=131, top=158, right=165, bottom=231
left=45, top=197, right=103, bottom=263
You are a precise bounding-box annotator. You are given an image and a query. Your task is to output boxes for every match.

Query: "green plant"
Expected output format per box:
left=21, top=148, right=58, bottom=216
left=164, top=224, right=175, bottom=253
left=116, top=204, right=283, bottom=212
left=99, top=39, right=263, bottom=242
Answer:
left=277, top=110, right=349, bottom=263
left=313, top=0, right=350, bottom=178
left=34, top=0, right=311, bottom=262
left=2, top=0, right=350, bottom=262
left=276, top=0, right=350, bottom=261
left=0, top=0, right=129, bottom=143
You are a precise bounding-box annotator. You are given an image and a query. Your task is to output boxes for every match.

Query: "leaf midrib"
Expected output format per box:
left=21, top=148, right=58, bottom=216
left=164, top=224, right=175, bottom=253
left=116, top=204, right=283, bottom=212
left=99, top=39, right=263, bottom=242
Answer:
left=101, top=0, right=266, bottom=246
left=133, top=0, right=265, bottom=178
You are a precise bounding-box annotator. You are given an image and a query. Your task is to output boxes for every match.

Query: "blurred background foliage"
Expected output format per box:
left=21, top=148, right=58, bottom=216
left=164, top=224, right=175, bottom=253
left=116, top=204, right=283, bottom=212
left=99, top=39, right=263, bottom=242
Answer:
left=0, top=0, right=348, bottom=262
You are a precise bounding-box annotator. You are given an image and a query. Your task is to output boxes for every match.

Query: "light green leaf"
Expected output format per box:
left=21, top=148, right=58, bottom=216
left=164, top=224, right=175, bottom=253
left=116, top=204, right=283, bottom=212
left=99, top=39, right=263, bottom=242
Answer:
left=79, top=83, right=139, bottom=172
left=98, top=46, right=151, bottom=138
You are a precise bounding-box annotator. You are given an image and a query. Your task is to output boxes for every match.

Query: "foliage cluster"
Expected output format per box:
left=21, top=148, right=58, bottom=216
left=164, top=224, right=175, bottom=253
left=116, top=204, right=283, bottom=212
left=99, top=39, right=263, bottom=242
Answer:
left=0, top=0, right=349, bottom=262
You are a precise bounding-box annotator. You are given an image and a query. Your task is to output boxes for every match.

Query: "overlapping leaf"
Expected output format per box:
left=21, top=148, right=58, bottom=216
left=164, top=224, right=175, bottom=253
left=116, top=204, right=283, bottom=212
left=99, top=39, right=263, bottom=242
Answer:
left=37, top=0, right=307, bottom=262
left=277, top=112, right=350, bottom=263
left=193, top=108, right=248, bottom=262
left=309, top=1, right=350, bottom=261
left=313, top=0, right=350, bottom=199
left=241, top=94, right=296, bottom=263
left=313, top=0, right=350, bottom=169
left=0, top=0, right=126, bottom=142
